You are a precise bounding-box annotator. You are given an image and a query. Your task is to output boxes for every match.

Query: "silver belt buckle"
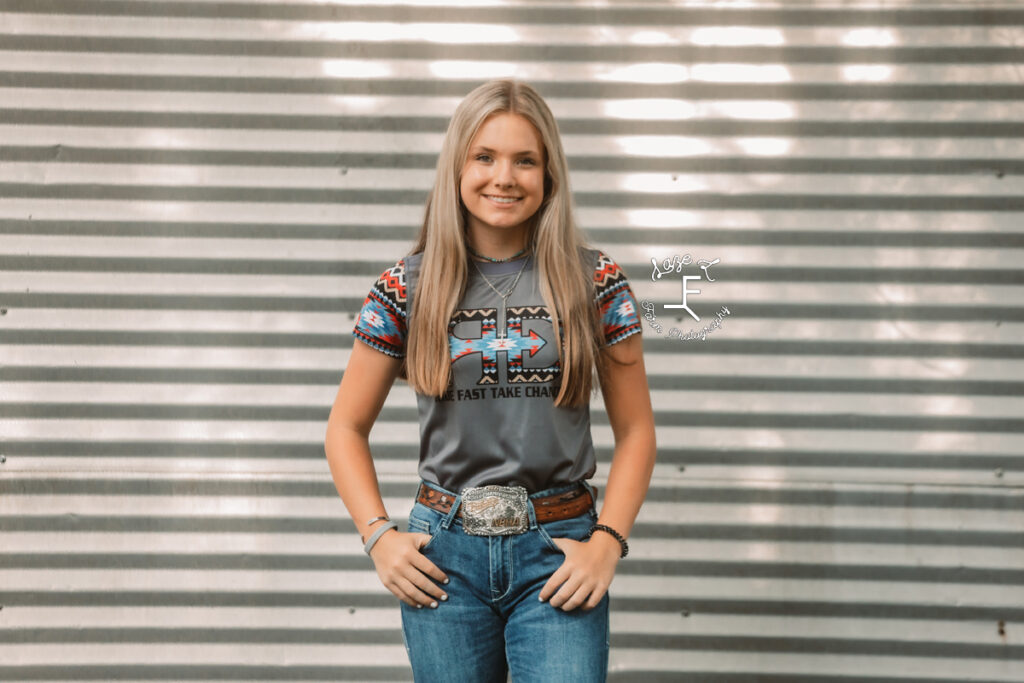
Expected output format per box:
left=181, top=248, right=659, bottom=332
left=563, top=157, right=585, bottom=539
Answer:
left=460, top=484, right=529, bottom=536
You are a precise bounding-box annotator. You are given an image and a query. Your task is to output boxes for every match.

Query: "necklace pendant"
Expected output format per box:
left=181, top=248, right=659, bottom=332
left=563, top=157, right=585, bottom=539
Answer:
left=470, top=255, right=530, bottom=342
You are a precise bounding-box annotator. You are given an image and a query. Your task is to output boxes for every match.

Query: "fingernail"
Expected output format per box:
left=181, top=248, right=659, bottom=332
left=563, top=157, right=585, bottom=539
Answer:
left=440, top=594, right=448, bottom=601
left=443, top=578, right=450, bottom=584
left=538, top=595, right=545, bottom=602
left=416, top=604, right=422, bottom=609
left=430, top=601, right=438, bottom=608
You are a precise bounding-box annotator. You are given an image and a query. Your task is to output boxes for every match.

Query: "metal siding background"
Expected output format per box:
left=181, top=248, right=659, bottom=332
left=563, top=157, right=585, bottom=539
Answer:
left=1, top=1, right=1023, bottom=680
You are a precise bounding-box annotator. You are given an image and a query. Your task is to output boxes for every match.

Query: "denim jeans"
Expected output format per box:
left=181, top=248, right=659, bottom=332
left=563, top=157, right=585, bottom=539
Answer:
left=400, top=479, right=610, bottom=683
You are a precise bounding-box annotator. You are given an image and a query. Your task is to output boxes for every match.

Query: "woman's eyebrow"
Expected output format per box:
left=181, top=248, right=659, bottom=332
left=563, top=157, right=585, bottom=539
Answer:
left=472, top=145, right=539, bottom=156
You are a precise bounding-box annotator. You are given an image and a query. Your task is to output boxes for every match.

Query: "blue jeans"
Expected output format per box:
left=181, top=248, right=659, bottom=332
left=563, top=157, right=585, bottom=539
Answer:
left=400, top=479, right=610, bottom=683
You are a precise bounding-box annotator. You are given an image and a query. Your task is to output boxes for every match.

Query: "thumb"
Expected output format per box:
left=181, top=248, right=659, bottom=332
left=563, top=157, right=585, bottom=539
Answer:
left=412, top=532, right=431, bottom=549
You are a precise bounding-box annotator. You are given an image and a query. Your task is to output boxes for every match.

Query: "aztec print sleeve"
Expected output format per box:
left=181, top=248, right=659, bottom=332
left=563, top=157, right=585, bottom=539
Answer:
left=593, top=250, right=642, bottom=347
left=352, top=258, right=408, bottom=358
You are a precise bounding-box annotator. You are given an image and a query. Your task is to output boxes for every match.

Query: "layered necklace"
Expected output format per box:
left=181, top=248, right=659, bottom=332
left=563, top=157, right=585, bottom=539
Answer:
left=469, top=245, right=533, bottom=339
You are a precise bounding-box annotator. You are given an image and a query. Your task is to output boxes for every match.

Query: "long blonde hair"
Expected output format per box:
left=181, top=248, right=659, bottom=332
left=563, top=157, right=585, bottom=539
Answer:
left=401, top=78, right=613, bottom=407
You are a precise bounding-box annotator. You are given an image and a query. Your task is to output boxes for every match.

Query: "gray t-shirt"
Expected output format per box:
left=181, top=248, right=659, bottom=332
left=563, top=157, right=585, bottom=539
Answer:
left=352, top=246, right=641, bottom=493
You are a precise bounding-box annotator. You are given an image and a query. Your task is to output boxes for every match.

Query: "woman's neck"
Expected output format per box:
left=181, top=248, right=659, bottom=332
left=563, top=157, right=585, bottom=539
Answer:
left=465, top=234, right=531, bottom=263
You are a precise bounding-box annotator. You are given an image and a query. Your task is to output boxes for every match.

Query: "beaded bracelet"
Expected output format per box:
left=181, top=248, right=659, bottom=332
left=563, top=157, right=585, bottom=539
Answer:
left=586, top=523, right=629, bottom=558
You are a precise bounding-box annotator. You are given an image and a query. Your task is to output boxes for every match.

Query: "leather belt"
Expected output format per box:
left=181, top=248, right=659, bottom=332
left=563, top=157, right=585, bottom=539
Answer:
left=416, top=482, right=595, bottom=524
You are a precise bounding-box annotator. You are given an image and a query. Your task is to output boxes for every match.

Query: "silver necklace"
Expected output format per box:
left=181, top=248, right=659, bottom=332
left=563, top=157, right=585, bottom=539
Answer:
left=471, top=253, right=531, bottom=339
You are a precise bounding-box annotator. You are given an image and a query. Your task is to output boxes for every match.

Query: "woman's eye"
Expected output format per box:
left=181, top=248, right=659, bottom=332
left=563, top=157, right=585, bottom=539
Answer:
left=519, top=158, right=536, bottom=166
left=475, top=154, right=491, bottom=162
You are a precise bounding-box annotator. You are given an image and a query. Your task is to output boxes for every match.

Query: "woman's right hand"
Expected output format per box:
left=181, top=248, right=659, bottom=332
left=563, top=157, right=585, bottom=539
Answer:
left=368, top=529, right=450, bottom=608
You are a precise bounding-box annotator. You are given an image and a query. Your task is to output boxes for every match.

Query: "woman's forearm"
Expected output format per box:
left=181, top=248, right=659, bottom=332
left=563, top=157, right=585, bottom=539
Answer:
left=594, top=427, right=657, bottom=540
left=325, top=413, right=450, bottom=608
left=324, top=421, right=392, bottom=544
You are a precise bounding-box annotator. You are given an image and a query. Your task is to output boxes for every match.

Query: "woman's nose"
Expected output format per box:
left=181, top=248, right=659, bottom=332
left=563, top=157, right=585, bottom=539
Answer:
left=493, top=159, right=515, bottom=185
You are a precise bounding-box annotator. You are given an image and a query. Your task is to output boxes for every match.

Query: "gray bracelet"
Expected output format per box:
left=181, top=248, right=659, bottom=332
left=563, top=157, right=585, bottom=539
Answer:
left=363, top=520, right=399, bottom=556
left=360, top=516, right=390, bottom=542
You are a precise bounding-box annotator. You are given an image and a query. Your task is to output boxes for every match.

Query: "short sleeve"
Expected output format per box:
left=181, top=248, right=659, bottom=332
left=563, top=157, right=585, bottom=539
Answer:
left=594, top=250, right=642, bottom=347
left=352, top=258, right=408, bottom=358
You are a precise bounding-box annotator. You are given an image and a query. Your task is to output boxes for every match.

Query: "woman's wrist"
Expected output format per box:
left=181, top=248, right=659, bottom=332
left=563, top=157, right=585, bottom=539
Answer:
left=587, top=523, right=629, bottom=559
left=587, top=528, right=622, bottom=558
left=359, top=514, right=391, bottom=544
left=363, top=520, right=399, bottom=556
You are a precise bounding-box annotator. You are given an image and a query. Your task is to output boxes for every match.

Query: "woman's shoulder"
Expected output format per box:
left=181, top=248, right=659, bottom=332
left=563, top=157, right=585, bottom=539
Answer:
left=579, top=246, right=633, bottom=292
left=367, top=254, right=418, bottom=311
left=401, top=252, right=424, bottom=271
left=373, top=251, right=422, bottom=275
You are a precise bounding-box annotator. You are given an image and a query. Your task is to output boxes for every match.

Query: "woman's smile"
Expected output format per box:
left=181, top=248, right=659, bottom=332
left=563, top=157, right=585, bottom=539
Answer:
left=484, top=194, right=523, bottom=205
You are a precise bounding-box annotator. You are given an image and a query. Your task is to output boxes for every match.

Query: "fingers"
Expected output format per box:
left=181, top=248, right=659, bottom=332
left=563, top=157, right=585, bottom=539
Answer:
left=538, top=537, right=578, bottom=602
left=400, top=560, right=449, bottom=604
left=372, top=531, right=449, bottom=609
left=547, top=574, right=584, bottom=610
left=583, top=587, right=607, bottom=611
left=538, top=537, right=612, bottom=611
left=391, top=575, right=436, bottom=609
left=538, top=563, right=571, bottom=603
left=394, top=573, right=447, bottom=609
left=387, top=570, right=445, bottom=609
left=408, top=539, right=450, bottom=587
left=546, top=574, right=608, bottom=612
left=562, top=580, right=605, bottom=612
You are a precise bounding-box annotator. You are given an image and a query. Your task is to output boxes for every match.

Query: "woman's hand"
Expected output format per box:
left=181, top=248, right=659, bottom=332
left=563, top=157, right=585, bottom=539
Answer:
left=538, top=531, right=622, bottom=611
left=368, top=529, right=450, bottom=609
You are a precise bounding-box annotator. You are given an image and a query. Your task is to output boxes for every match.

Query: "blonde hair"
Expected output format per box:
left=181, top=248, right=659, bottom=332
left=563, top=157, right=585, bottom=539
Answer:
left=401, top=78, right=616, bottom=407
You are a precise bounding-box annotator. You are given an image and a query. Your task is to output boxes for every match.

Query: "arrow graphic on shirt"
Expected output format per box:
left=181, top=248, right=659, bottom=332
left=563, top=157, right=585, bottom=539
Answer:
left=448, top=307, right=558, bottom=386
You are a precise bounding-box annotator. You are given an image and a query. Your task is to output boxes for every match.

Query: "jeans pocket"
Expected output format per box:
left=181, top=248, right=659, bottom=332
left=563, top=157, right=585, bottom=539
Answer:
left=406, top=503, right=443, bottom=552
left=537, top=509, right=597, bottom=554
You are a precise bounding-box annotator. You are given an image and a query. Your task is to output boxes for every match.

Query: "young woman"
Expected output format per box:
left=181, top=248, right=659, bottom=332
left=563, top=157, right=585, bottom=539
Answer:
left=324, top=78, right=656, bottom=682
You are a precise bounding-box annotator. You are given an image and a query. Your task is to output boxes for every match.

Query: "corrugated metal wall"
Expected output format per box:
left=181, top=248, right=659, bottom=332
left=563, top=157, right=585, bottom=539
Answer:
left=2, top=1, right=1023, bottom=680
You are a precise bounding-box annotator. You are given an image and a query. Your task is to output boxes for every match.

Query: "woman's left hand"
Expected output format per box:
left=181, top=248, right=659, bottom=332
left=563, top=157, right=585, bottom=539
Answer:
left=538, top=531, right=622, bottom=611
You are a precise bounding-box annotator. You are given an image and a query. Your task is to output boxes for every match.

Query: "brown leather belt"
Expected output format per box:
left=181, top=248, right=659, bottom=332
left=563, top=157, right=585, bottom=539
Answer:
left=416, top=482, right=595, bottom=524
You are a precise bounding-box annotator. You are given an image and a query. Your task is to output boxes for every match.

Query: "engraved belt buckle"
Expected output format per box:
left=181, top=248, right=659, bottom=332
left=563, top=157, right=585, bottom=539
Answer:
left=460, top=484, right=530, bottom=536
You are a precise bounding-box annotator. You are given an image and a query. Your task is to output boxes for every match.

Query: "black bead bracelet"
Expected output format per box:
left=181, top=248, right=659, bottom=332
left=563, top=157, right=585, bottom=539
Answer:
left=586, top=523, right=629, bottom=558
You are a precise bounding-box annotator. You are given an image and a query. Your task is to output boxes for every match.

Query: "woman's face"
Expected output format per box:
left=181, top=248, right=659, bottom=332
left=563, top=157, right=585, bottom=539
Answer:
left=459, top=112, right=546, bottom=240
